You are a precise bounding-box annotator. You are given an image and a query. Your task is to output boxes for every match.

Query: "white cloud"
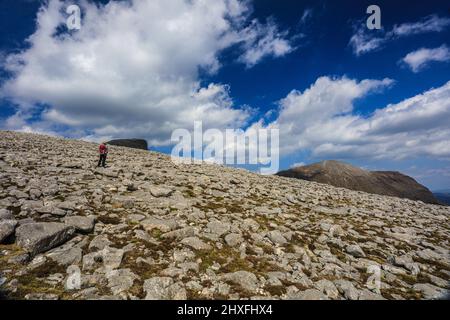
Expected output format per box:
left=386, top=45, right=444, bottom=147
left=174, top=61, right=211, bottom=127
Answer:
left=300, top=9, right=313, bottom=24
left=1, top=0, right=293, bottom=143
left=290, top=162, right=305, bottom=168
left=273, top=76, right=394, bottom=154
left=404, top=166, right=450, bottom=190
left=390, top=15, right=450, bottom=37
left=237, top=19, right=293, bottom=67
left=2, top=110, right=60, bottom=137
left=350, top=15, right=450, bottom=56
left=268, top=76, right=450, bottom=160
left=349, top=28, right=385, bottom=56
left=401, top=45, right=450, bottom=72
left=415, top=167, right=450, bottom=179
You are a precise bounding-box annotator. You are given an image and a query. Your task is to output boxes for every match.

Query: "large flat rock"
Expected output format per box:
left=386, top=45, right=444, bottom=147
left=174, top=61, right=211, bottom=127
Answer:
left=15, top=222, right=75, bottom=256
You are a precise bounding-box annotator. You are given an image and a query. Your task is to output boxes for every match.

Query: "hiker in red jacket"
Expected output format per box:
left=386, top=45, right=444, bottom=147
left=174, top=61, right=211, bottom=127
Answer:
left=97, top=142, right=108, bottom=167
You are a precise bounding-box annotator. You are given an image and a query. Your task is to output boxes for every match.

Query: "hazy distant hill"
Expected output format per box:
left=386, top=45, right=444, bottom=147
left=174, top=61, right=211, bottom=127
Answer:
left=277, top=160, right=439, bottom=205
left=433, top=190, right=450, bottom=206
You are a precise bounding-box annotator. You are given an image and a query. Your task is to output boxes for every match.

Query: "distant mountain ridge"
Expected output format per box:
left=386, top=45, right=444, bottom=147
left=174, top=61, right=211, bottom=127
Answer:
left=277, top=160, right=440, bottom=205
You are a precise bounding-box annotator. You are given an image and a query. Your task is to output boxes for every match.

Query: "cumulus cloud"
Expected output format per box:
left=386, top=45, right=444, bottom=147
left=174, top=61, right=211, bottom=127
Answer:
left=0, top=0, right=293, bottom=144
left=401, top=45, right=450, bottom=72
left=268, top=76, right=450, bottom=160
left=273, top=76, right=394, bottom=154
left=403, top=166, right=450, bottom=190
left=350, top=15, right=450, bottom=56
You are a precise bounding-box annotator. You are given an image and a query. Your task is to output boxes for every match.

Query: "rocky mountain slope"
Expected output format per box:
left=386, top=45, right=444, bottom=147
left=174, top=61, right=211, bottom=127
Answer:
left=0, top=131, right=449, bottom=300
left=277, top=160, right=439, bottom=204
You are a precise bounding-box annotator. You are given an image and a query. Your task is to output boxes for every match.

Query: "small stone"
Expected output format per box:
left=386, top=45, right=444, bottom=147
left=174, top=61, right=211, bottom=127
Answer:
left=428, top=274, right=448, bottom=288
left=106, top=268, right=138, bottom=295
left=64, top=216, right=95, bottom=233
left=127, top=214, right=146, bottom=223
left=94, top=168, right=119, bottom=178
left=141, top=217, right=178, bottom=233
left=221, top=271, right=259, bottom=293
left=45, top=273, right=65, bottom=286
left=8, top=253, right=30, bottom=265
left=346, top=244, right=366, bottom=258
left=160, top=267, right=184, bottom=277
left=57, top=201, right=77, bottom=211
left=89, top=235, right=112, bottom=251
left=314, top=279, right=340, bottom=299
left=172, top=249, right=195, bottom=263
left=224, top=233, right=243, bottom=247
left=416, top=249, right=442, bottom=262
left=82, top=247, right=124, bottom=271
left=63, top=162, right=82, bottom=169
left=181, top=237, right=212, bottom=251
left=334, top=280, right=360, bottom=300
left=25, top=293, right=59, bottom=300
left=413, top=283, right=447, bottom=300
left=0, top=209, right=13, bottom=220
left=143, top=277, right=177, bottom=300
left=178, top=262, right=199, bottom=273
left=168, top=282, right=187, bottom=300
left=287, top=289, right=329, bottom=300
left=207, top=221, right=231, bottom=236
left=126, top=183, right=138, bottom=192
left=161, top=227, right=196, bottom=240
left=393, top=255, right=420, bottom=275
left=149, top=186, right=173, bottom=197
left=123, top=199, right=135, bottom=209
left=36, top=206, right=66, bottom=217
left=358, top=289, right=386, bottom=300
left=267, top=230, right=287, bottom=245
left=186, top=280, right=202, bottom=291
left=47, top=246, right=82, bottom=266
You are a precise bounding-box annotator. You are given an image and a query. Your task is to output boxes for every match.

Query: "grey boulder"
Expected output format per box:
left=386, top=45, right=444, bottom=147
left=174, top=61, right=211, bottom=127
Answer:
left=346, top=244, right=366, bottom=258
left=141, top=217, right=178, bottom=233
left=15, top=222, right=75, bottom=256
left=106, top=268, right=138, bottom=295
left=286, top=288, right=330, bottom=300
left=64, top=216, right=96, bottom=233
left=0, top=219, right=17, bottom=243
left=143, top=277, right=186, bottom=300
left=181, top=237, right=212, bottom=251
left=47, top=246, right=83, bottom=266
left=221, top=271, right=259, bottom=293
left=149, top=186, right=173, bottom=198
left=0, top=209, right=14, bottom=220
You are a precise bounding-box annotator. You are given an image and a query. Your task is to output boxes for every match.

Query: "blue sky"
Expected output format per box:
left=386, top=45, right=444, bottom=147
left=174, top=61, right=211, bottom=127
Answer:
left=1, top=0, right=450, bottom=190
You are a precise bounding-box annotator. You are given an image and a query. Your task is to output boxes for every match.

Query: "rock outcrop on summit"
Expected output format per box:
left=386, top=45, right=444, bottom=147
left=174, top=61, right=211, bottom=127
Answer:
left=277, top=160, right=439, bottom=205
left=106, top=139, right=148, bottom=150
left=0, top=131, right=449, bottom=300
